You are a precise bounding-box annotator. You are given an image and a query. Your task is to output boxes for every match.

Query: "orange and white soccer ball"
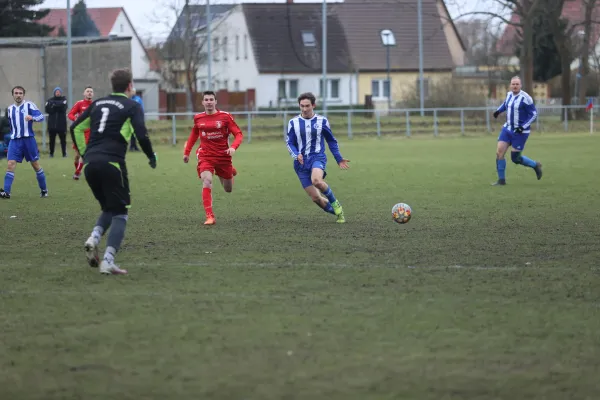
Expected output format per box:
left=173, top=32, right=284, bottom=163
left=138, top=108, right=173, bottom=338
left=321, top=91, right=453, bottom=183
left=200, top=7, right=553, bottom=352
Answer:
left=392, top=203, right=412, bottom=224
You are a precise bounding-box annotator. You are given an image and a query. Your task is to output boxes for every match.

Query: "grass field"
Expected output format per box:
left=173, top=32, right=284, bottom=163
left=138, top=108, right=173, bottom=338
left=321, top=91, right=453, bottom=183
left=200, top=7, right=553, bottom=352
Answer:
left=2, top=132, right=600, bottom=399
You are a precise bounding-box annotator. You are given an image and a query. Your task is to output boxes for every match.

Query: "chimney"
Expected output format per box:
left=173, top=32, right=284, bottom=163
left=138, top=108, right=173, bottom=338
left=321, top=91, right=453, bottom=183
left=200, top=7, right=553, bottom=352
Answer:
left=287, top=0, right=293, bottom=3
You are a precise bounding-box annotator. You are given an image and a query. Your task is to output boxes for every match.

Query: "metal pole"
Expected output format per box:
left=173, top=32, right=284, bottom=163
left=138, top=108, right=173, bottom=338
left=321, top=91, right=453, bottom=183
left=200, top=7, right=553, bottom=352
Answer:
left=322, top=0, right=327, bottom=114
left=417, top=0, right=424, bottom=116
left=386, top=45, right=391, bottom=111
left=67, top=0, right=73, bottom=109
left=207, top=0, right=212, bottom=89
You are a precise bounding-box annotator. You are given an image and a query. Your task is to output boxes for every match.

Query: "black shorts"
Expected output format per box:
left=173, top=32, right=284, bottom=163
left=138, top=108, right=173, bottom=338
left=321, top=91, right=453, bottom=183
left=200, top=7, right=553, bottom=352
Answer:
left=84, top=161, right=130, bottom=214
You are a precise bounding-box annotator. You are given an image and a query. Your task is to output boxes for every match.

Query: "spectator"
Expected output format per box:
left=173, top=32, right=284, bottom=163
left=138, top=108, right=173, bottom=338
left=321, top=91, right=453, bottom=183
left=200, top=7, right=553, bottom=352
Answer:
left=129, top=88, right=143, bottom=152
left=45, top=87, right=68, bottom=157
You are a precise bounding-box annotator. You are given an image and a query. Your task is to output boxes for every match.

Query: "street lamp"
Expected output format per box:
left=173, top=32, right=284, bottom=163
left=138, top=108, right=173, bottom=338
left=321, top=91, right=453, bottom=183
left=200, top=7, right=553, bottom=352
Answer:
left=380, top=29, right=396, bottom=111
left=574, top=30, right=585, bottom=105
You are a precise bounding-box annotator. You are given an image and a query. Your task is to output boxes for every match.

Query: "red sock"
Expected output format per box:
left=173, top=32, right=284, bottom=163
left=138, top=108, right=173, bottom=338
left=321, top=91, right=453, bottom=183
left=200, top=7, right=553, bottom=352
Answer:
left=75, top=162, right=84, bottom=175
left=202, top=187, right=213, bottom=216
left=74, top=160, right=79, bottom=169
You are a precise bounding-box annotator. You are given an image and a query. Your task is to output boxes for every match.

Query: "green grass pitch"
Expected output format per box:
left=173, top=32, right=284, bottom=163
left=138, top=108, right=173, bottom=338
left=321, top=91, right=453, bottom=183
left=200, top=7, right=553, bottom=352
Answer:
left=1, top=132, right=600, bottom=399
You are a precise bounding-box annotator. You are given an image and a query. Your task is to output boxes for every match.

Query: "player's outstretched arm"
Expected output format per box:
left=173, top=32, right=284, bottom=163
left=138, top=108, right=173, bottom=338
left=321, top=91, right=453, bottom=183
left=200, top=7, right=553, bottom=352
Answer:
left=29, top=103, right=44, bottom=122
left=225, top=114, right=243, bottom=155
left=183, top=123, right=200, bottom=163
left=67, top=102, right=79, bottom=121
left=70, top=104, right=92, bottom=155
left=322, top=118, right=350, bottom=169
left=493, top=94, right=509, bottom=118
left=521, top=97, right=538, bottom=130
left=130, top=104, right=156, bottom=167
left=285, top=120, right=300, bottom=160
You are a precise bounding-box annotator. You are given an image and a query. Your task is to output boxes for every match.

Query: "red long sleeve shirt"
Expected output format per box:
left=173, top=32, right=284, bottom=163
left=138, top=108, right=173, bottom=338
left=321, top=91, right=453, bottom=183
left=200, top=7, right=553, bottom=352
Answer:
left=68, top=99, right=93, bottom=136
left=184, top=110, right=243, bottom=159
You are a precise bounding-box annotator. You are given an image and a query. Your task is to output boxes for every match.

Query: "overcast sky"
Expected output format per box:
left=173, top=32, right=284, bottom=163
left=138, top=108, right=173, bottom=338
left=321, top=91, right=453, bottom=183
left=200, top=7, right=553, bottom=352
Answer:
left=40, top=0, right=500, bottom=41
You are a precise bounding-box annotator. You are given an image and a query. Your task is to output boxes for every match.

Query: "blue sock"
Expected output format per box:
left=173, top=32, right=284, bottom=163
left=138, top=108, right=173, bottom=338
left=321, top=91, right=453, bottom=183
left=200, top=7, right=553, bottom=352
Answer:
left=496, top=159, right=506, bottom=180
left=322, top=186, right=337, bottom=203
left=520, top=155, right=537, bottom=168
left=323, top=202, right=335, bottom=215
left=4, top=171, right=14, bottom=194
left=36, top=168, right=47, bottom=191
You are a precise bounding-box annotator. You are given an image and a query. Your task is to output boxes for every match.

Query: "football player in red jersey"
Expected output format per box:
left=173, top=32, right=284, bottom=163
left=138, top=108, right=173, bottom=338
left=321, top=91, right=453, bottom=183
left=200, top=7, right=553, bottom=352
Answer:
left=183, top=91, right=243, bottom=225
left=68, top=86, right=94, bottom=180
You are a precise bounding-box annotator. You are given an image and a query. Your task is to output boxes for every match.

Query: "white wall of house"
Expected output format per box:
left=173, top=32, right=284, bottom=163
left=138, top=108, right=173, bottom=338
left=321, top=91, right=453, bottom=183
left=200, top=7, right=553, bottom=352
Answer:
left=111, top=11, right=152, bottom=80
left=256, top=73, right=356, bottom=108
left=195, top=6, right=260, bottom=100
left=110, top=11, right=160, bottom=119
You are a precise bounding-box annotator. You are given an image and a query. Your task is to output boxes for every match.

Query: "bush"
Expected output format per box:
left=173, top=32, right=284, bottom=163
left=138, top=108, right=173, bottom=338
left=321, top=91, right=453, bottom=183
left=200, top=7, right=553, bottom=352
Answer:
left=400, top=79, right=487, bottom=108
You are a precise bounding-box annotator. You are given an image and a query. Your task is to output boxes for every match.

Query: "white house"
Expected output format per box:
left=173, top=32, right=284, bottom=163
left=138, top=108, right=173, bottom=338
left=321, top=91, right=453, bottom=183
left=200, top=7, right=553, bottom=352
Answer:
left=39, top=7, right=161, bottom=118
left=170, top=3, right=357, bottom=109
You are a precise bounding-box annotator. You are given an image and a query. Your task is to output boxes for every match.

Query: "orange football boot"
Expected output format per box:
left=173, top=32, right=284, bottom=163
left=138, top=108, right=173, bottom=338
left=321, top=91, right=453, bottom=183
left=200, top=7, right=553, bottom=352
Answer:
left=204, top=214, right=216, bottom=225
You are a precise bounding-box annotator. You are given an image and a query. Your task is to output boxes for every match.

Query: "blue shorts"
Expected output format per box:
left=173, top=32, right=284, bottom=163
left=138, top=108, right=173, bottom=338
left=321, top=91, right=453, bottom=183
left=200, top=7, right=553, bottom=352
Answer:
left=498, top=126, right=529, bottom=151
left=7, top=136, right=40, bottom=163
left=294, top=154, right=328, bottom=188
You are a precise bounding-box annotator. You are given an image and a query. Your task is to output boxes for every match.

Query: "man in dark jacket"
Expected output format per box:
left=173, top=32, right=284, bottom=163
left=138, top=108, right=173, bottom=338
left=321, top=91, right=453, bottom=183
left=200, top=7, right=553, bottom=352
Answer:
left=45, top=87, right=68, bottom=157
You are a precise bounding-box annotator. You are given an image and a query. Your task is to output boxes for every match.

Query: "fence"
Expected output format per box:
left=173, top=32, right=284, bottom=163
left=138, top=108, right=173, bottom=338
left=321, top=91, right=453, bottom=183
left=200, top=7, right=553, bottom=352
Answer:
left=37, top=104, right=597, bottom=151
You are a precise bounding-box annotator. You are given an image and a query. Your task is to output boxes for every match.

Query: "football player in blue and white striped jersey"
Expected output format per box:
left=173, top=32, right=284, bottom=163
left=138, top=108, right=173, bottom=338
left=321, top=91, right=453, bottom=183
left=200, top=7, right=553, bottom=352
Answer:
left=0, top=86, right=48, bottom=199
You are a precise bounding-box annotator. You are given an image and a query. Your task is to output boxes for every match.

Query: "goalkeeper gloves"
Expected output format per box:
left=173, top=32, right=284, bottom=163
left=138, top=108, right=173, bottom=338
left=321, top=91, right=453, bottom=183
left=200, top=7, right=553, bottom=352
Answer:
left=493, top=111, right=500, bottom=119
left=514, top=127, right=524, bottom=134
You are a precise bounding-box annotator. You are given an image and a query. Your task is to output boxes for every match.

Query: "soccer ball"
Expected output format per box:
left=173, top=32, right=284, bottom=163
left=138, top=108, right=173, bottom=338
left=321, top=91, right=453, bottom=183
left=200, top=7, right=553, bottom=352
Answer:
left=392, top=203, right=412, bottom=224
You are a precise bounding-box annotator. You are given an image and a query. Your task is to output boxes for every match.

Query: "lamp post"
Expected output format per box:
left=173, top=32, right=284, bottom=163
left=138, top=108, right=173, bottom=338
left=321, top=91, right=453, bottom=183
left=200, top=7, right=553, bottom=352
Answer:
left=417, top=0, right=424, bottom=116
left=322, top=0, right=327, bottom=114
left=574, top=30, right=585, bottom=105
left=67, top=0, right=72, bottom=108
left=380, top=29, right=396, bottom=111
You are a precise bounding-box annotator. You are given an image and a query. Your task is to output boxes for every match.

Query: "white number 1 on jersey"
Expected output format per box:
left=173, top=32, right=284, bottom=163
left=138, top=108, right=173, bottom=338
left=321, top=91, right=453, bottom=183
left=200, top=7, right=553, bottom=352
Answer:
left=98, top=107, right=110, bottom=133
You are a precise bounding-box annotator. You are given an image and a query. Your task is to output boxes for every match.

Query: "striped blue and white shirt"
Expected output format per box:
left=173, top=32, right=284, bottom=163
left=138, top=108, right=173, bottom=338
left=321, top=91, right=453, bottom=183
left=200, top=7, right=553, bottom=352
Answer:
left=286, top=114, right=343, bottom=163
left=496, top=90, right=537, bottom=134
left=7, top=101, right=44, bottom=139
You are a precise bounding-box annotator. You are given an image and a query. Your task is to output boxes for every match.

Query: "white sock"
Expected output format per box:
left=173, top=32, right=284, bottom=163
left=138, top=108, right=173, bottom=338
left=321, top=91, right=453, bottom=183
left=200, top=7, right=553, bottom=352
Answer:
left=91, top=226, right=103, bottom=242
left=104, top=246, right=116, bottom=263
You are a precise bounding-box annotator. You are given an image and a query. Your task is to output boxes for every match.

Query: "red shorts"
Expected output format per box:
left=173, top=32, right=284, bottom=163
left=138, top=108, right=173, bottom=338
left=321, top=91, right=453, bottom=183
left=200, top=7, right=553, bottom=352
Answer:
left=197, top=159, right=233, bottom=180
left=72, top=130, right=91, bottom=150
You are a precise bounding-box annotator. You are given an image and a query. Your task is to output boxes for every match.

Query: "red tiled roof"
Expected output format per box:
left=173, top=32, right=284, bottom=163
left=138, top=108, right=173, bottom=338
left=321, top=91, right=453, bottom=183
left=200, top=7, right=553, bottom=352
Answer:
left=39, top=7, right=122, bottom=36
left=496, top=0, right=600, bottom=56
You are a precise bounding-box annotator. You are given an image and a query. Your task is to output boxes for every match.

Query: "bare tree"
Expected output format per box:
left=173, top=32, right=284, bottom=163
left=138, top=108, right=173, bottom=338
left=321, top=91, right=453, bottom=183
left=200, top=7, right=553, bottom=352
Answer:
left=453, top=0, right=544, bottom=93
left=576, top=0, right=597, bottom=112
left=149, top=0, right=229, bottom=112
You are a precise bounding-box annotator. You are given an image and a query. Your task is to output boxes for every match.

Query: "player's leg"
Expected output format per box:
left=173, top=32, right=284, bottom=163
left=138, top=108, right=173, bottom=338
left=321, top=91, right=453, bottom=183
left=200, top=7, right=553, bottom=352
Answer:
left=98, top=162, right=129, bottom=275
left=215, top=162, right=234, bottom=193
left=311, top=165, right=344, bottom=223
left=83, top=162, right=111, bottom=268
left=493, top=127, right=511, bottom=186
left=509, top=135, right=542, bottom=180
left=24, top=137, right=47, bottom=197
left=296, top=164, right=336, bottom=216
left=198, top=161, right=216, bottom=224
left=1, top=139, right=24, bottom=198
left=48, top=130, right=57, bottom=157
left=58, top=131, right=67, bottom=157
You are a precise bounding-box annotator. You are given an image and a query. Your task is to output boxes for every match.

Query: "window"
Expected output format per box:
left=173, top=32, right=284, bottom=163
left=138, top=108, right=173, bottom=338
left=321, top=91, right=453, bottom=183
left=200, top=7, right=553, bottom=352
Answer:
left=278, top=79, right=299, bottom=100
left=200, top=80, right=207, bottom=91
left=244, top=34, right=248, bottom=59
left=223, top=36, right=228, bottom=61
left=235, top=35, right=240, bottom=60
left=301, top=31, right=316, bottom=47
left=213, top=37, right=219, bottom=61
left=320, top=78, right=341, bottom=100
left=215, top=80, right=220, bottom=89
left=416, top=78, right=429, bottom=100
left=120, top=24, right=124, bottom=33
left=371, top=79, right=390, bottom=98
left=223, top=80, right=228, bottom=90
left=234, top=79, right=240, bottom=91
